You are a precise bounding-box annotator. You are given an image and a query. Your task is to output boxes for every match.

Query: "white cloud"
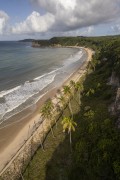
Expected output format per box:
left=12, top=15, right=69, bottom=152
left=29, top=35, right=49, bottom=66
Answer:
left=88, top=26, right=94, bottom=34
left=111, top=24, right=120, bottom=32
left=80, top=26, right=94, bottom=36
left=59, top=0, right=76, bottom=10
left=30, top=0, right=120, bottom=32
left=54, top=26, right=94, bottom=36
left=0, top=10, right=9, bottom=34
left=11, top=11, right=55, bottom=34
left=1, top=0, right=120, bottom=36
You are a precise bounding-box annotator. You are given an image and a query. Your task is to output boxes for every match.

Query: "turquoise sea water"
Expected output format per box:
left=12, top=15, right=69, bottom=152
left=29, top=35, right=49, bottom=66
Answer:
left=0, top=41, right=87, bottom=123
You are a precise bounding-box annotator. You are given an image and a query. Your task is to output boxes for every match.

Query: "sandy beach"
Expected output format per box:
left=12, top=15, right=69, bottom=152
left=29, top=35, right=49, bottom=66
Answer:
left=0, top=47, right=93, bottom=174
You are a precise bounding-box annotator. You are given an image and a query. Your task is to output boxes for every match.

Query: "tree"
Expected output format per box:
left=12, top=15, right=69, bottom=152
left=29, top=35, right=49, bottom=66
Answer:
left=86, top=88, right=95, bottom=97
left=39, top=132, right=45, bottom=151
left=61, top=117, right=77, bottom=149
left=91, top=58, right=97, bottom=71
left=84, top=109, right=95, bottom=120
left=41, top=99, right=55, bottom=137
left=70, top=80, right=76, bottom=95
left=47, top=99, right=57, bottom=128
left=70, top=80, right=75, bottom=87
left=56, top=104, right=62, bottom=116
left=75, top=82, right=83, bottom=105
left=57, top=95, right=66, bottom=109
left=63, top=85, right=73, bottom=118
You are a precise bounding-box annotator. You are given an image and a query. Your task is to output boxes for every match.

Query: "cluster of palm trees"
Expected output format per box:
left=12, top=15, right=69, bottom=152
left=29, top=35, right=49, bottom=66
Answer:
left=16, top=79, right=83, bottom=179
left=41, top=99, right=55, bottom=138
left=10, top=80, right=83, bottom=180
left=40, top=79, right=84, bottom=149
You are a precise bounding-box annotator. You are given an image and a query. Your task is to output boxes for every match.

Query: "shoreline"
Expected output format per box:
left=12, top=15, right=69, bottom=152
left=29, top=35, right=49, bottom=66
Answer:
left=0, top=46, right=81, bottom=128
left=0, top=47, right=93, bottom=174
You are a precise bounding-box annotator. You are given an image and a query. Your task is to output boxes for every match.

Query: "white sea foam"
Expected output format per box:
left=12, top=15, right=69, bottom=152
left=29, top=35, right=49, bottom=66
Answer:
left=33, top=68, right=60, bottom=81
left=63, top=50, right=83, bottom=66
left=26, top=46, right=31, bottom=48
left=0, top=72, right=56, bottom=122
left=0, top=86, right=21, bottom=98
left=0, top=93, right=46, bottom=127
left=0, top=48, right=84, bottom=123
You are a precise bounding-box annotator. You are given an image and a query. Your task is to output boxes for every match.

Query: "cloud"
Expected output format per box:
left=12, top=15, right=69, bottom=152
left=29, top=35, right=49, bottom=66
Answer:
left=11, top=11, right=55, bottom=34
left=111, top=24, right=120, bottom=33
left=30, top=0, right=120, bottom=32
left=31, top=0, right=77, bottom=12
left=0, top=10, right=9, bottom=34
left=2, top=0, right=120, bottom=36
left=80, top=26, right=94, bottom=36
left=53, top=26, right=94, bottom=37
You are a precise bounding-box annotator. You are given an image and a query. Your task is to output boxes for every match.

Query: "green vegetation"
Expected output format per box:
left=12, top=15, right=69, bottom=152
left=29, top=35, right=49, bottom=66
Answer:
left=32, top=35, right=120, bottom=50
left=70, top=61, right=120, bottom=180
left=23, top=35, right=120, bottom=180
left=41, top=99, right=55, bottom=137
left=19, top=39, right=34, bottom=42
left=61, top=117, right=77, bottom=149
left=63, top=85, right=73, bottom=118
left=23, top=98, right=80, bottom=180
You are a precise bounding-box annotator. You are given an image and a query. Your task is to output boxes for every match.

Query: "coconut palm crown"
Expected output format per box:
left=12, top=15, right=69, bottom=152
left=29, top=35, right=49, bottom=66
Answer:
left=63, top=85, right=71, bottom=97
left=61, top=117, right=77, bottom=147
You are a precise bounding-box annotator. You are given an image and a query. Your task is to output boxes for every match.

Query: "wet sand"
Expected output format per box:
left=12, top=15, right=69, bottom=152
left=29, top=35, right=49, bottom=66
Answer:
left=0, top=47, right=93, bottom=173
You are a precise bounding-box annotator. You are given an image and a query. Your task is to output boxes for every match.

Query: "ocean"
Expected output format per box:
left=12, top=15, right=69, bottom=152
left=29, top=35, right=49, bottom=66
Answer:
left=0, top=41, right=87, bottom=124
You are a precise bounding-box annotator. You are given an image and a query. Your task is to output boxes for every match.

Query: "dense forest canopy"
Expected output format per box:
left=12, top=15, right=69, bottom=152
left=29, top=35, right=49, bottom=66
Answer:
left=32, top=35, right=120, bottom=50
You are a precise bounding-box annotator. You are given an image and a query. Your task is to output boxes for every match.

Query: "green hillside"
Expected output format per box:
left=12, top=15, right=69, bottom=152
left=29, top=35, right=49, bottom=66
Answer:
left=23, top=35, right=120, bottom=180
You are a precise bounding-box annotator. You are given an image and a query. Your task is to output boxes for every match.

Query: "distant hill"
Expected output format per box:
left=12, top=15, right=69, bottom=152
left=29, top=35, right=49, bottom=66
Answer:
left=32, top=35, right=120, bottom=49
left=18, top=39, right=34, bottom=42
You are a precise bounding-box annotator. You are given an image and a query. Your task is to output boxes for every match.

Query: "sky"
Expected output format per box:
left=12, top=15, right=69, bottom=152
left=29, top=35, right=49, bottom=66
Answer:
left=0, top=0, right=120, bottom=40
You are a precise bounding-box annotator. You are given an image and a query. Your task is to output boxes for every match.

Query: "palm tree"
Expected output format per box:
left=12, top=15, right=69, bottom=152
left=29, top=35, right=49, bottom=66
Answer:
left=70, top=80, right=76, bottom=95
left=41, top=105, right=47, bottom=123
left=91, top=58, right=97, bottom=71
left=30, top=137, right=34, bottom=158
left=84, top=110, right=95, bottom=120
left=47, top=99, right=58, bottom=128
left=41, top=117, right=45, bottom=138
left=39, top=132, right=45, bottom=151
left=54, top=94, right=59, bottom=104
left=70, top=80, right=75, bottom=87
left=57, top=95, right=66, bottom=109
left=41, top=99, right=55, bottom=137
left=86, top=88, right=95, bottom=97
left=63, top=85, right=73, bottom=118
left=61, top=117, right=77, bottom=149
left=56, top=104, right=62, bottom=115
left=57, top=89, right=61, bottom=95
left=75, top=82, right=83, bottom=105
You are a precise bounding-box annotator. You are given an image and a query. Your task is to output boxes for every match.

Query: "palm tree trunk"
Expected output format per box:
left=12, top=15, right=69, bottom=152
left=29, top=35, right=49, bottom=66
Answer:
left=20, top=169, right=24, bottom=180
left=54, top=118, right=57, bottom=129
left=49, top=121, right=55, bottom=138
left=69, top=131, right=72, bottom=152
left=30, top=138, right=33, bottom=159
left=69, top=100, right=73, bottom=119
left=42, top=121, right=44, bottom=138
left=78, top=92, right=81, bottom=105
left=40, top=136, right=45, bottom=151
